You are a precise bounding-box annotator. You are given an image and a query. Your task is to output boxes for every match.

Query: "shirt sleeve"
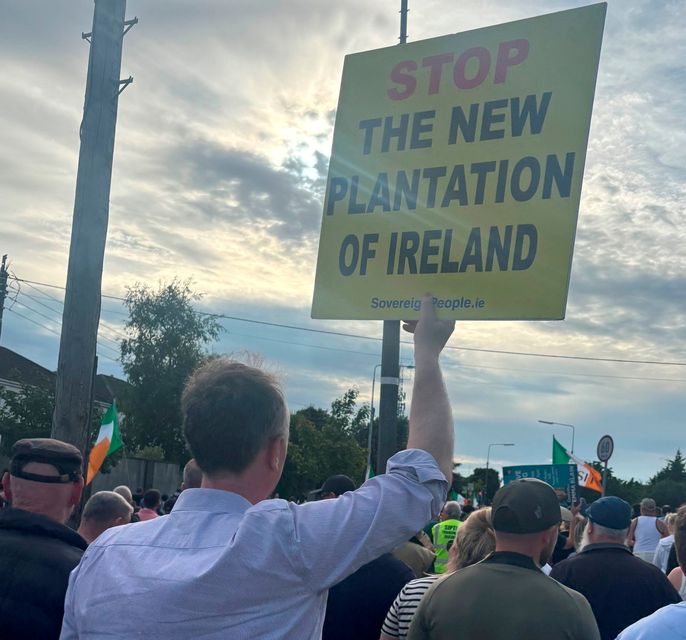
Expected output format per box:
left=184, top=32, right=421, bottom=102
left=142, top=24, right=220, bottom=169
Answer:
left=288, top=449, right=447, bottom=591
left=381, top=590, right=403, bottom=638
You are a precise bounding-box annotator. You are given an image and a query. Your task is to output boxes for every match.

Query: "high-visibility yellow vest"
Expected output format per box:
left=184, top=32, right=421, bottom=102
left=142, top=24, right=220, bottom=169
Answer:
left=432, top=519, right=462, bottom=573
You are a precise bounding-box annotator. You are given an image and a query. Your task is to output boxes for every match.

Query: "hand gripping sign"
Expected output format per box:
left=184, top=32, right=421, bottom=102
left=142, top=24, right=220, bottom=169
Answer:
left=312, top=3, right=606, bottom=320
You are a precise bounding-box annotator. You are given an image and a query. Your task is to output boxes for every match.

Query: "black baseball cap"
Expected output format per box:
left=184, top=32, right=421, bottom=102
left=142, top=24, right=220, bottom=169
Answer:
left=10, top=438, right=83, bottom=484
left=315, top=474, right=356, bottom=496
left=491, top=478, right=561, bottom=534
left=586, top=496, right=632, bottom=530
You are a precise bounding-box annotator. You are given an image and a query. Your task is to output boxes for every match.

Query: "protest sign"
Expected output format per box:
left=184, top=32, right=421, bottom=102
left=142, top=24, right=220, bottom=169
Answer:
left=503, top=463, right=579, bottom=505
left=312, top=3, right=606, bottom=319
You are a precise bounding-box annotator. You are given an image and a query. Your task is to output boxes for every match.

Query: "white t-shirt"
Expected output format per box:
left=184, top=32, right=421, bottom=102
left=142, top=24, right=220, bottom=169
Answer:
left=652, top=535, right=674, bottom=573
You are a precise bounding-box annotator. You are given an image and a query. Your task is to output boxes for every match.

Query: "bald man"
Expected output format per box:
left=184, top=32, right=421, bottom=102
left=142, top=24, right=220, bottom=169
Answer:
left=78, top=491, right=133, bottom=544
left=0, top=438, right=87, bottom=640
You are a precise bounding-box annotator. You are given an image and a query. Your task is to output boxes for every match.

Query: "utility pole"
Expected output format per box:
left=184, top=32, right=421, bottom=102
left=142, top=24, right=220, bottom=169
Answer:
left=0, top=255, right=8, bottom=344
left=376, top=1, right=409, bottom=475
left=52, top=0, right=136, bottom=452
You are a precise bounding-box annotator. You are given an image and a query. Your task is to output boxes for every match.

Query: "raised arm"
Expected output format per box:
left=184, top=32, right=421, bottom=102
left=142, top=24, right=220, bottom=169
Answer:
left=404, top=294, right=455, bottom=482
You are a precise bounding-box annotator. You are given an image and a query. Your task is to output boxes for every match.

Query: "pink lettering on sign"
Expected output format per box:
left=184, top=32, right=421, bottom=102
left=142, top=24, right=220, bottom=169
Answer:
left=387, top=38, right=530, bottom=100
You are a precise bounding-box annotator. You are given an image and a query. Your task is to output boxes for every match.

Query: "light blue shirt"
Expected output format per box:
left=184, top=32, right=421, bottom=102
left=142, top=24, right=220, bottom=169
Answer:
left=616, top=602, right=686, bottom=639
left=60, top=449, right=446, bottom=639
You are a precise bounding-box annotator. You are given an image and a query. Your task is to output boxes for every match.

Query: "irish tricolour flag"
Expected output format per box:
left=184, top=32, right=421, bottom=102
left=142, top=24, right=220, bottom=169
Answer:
left=552, top=436, right=603, bottom=493
left=86, top=401, right=123, bottom=485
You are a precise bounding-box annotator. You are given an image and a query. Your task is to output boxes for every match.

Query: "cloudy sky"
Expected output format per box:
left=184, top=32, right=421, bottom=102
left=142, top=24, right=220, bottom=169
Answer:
left=1, top=0, right=684, bottom=483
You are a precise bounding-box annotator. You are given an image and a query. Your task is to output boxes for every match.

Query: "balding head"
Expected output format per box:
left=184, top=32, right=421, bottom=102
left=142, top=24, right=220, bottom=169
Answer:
left=113, top=485, right=134, bottom=506
left=78, top=491, right=133, bottom=544
left=182, top=459, right=202, bottom=490
left=2, top=461, right=83, bottom=525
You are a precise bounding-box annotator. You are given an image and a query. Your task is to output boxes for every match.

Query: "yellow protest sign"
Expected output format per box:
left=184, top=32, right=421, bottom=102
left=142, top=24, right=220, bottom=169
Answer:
left=312, top=3, right=606, bottom=320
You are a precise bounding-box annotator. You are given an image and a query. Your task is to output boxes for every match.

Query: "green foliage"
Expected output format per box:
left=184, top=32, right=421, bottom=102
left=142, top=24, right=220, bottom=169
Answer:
left=276, top=389, right=368, bottom=500
left=0, top=381, right=53, bottom=456
left=132, top=445, right=166, bottom=461
left=0, top=381, right=120, bottom=474
left=650, top=450, right=686, bottom=485
left=120, top=279, right=222, bottom=464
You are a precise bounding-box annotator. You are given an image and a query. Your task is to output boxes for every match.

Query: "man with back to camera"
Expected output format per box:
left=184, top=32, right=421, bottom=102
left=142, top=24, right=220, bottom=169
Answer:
left=60, top=294, right=455, bottom=639
left=77, top=491, right=134, bottom=544
left=408, top=478, right=601, bottom=640
left=0, top=438, right=87, bottom=640
left=316, top=474, right=416, bottom=640
left=628, top=497, right=668, bottom=561
left=550, top=496, right=680, bottom=640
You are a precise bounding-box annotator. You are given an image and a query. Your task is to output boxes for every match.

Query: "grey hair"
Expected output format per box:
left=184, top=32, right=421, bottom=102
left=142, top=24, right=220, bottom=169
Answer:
left=82, top=491, right=133, bottom=523
left=113, top=485, right=133, bottom=505
left=592, top=522, right=629, bottom=542
left=183, top=459, right=203, bottom=489
left=443, top=501, right=463, bottom=519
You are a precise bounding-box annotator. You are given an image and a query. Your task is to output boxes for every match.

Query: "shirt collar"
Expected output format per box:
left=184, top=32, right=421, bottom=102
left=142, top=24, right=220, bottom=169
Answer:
left=482, top=551, right=541, bottom=572
left=171, top=487, right=253, bottom=514
left=580, top=542, right=631, bottom=554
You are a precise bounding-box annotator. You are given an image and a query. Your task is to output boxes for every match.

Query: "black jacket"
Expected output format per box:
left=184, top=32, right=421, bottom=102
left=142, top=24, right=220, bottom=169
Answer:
left=0, top=507, right=87, bottom=640
left=550, top=542, right=681, bottom=640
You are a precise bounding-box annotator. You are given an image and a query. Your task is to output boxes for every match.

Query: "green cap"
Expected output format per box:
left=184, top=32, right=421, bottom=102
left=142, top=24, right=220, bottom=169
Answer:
left=491, top=478, right=561, bottom=534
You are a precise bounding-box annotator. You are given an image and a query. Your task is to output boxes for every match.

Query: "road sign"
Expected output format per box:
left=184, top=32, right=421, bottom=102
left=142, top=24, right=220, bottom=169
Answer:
left=503, top=464, right=578, bottom=506
left=312, top=4, right=607, bottom=320
left=597, top=435, right=614, bottom=462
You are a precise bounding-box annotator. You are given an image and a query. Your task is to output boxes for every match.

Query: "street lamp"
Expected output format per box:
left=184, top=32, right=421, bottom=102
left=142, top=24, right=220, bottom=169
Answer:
left=539, top=419, right=575, bottom=453
left=485, top=443, right=515, bottom=505
left=366, top=363, right=415, bottom=479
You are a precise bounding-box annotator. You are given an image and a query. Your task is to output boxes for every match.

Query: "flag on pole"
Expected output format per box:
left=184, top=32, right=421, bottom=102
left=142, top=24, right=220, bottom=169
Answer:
left=552, top=436, right=602, bottom=493
left=86, top=401, right=122, bottom=485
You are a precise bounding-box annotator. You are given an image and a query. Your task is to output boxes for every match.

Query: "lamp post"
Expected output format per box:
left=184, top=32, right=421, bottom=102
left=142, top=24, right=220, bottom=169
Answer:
left=485, top=443, right=515, bottom=505
left=366, top=363, right=414, bottom=479
left=539, top=419, right=575, bottom=453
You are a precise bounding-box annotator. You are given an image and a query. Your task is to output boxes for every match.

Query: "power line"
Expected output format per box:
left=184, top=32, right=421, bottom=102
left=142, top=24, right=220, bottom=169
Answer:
left=5, top=307, right=119, bottom=364
left=11, top=278, right=125, bottom=347
left=9, top=275, right=686, bottom=367
left=16, top=298, right=121, bottom=353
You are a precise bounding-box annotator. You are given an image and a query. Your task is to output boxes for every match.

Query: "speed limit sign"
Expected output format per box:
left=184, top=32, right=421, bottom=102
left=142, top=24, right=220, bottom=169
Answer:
left=597, top=435, right=614, bottom=462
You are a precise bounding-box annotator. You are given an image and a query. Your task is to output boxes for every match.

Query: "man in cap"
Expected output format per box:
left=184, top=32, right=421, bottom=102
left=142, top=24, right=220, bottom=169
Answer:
left=550, top=496, right=680, bottom=640
left=77, top=491, right=133, bottom=544
left=318, top=474, right=415, bottom=640
left=61, top=294, right=454, bottom=639
left=314, top=473, right=356, bottom=499
left=408, top=478, right=600, bottom=640
left=0, top=438, right=87, bottom=640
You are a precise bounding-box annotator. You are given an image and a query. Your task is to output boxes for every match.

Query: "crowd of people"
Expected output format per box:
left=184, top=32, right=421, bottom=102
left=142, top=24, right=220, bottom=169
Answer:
left=1, top=295, right=685, bottom=639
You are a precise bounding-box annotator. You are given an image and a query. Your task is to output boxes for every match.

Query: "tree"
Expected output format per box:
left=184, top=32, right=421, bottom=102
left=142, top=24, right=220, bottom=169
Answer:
left=120, top=280, right=222, bottom=464
left=647, top=451, right=686, bottom=507
left=0, top=381, right=53, bottom=456
left=276, top=389, right=368, bottom=500
left=468, top=467, right=501, bottom=504
left=0, top=381, right=121, bottom=474
left=650, top=450, right=686, bottom=485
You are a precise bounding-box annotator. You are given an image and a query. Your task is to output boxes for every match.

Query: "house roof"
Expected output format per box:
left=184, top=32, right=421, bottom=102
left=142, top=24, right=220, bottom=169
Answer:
left=0, top=346, right=53, bottom=387
left=0, top=346, right=128, bottom=405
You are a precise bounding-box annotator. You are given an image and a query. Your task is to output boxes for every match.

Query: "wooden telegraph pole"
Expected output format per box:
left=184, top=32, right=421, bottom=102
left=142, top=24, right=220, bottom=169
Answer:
left=376, top=0, right=409, bottom=475
left=52, top=0, right=136, bottom=451
left=0, top=255, right=8, bottom=344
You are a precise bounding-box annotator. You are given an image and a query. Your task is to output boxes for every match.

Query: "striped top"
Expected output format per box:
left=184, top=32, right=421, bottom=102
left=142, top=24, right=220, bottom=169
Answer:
left=381, top=575, right=439, bottom=639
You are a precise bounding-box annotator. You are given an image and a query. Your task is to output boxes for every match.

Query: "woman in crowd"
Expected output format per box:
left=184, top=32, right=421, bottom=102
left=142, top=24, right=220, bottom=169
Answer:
left=379, top=508, right=495, bottom=640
